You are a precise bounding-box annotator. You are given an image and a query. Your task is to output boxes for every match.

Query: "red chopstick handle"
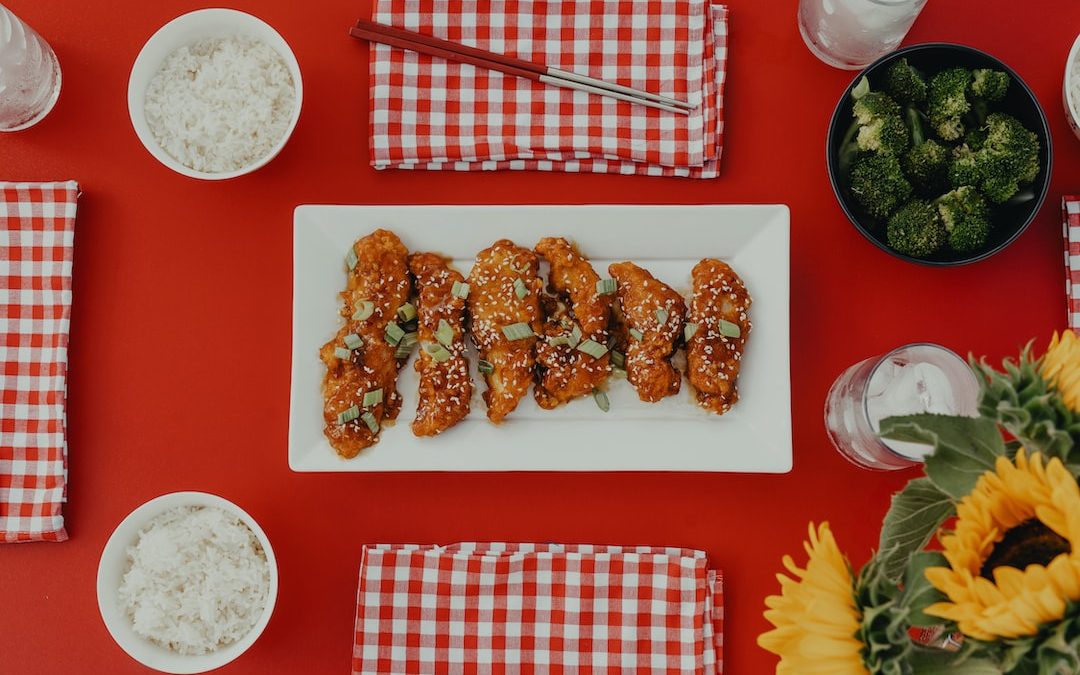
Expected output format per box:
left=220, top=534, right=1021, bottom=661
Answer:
left=351, top=20, right=545, bottom=81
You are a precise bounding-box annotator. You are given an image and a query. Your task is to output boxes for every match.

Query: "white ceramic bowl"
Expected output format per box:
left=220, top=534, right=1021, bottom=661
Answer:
left=127, top=8, right=303, bottom=180
left=97, top=491, right=278, bottom=674
left=1063, top=32, right=1080, bottom=141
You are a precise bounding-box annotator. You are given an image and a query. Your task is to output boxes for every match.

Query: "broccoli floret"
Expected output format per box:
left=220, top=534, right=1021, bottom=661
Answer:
left=948, top=144, right=983, bottom=189
left=964, top=127, right=988, bottom=151
left=884, top=58, right=927, bottom=104
left=978, top=112, right=1040, bottom=203
left=887, top=200, right=946, bottom=257
left=903, top=139, right=949, bottom=194
left=936, top=187, right=991, bottom=252
left=928, top=68, right=972, bottom=141
left=970, top=69, right=1009, bottom=102
left=850, top=154, right=913, bottom=220
left=852, top=92, right=909, bottom=154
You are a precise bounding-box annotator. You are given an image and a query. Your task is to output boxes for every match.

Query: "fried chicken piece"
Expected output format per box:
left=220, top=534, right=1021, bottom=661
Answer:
left=608, top=262, right=686, bottom=402
left=319, top=230, right=411, bottom=458
left=408, top=252, right=472, bottom=436
left=686, top=259, right=752, bottom=415
left=533, top=238, right=613, bottom=409
left=466, top=240, right=543, bottom=423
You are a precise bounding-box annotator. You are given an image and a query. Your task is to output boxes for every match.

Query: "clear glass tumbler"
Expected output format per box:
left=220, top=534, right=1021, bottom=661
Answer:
left=0, top=4, right=61, bottom=131
left=824, top=343, right=980, bottom=470
left=798, top=0, right=928, bottom=70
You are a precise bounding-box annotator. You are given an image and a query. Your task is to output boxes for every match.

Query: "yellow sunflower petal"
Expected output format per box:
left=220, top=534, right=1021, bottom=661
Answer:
left=1042, top=331, right=1080, bottom=412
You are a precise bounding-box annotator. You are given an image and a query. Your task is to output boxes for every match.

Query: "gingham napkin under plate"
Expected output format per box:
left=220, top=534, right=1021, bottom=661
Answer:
left=1064, top=197, right=1079, bottom=331
left=353, top=543, right=724, bottom=674
left=369, top=0, right=729, bottom=177
left=0, top=181, right=77, bottom=543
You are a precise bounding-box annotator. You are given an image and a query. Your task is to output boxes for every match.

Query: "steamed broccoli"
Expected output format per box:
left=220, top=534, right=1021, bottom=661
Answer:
left=977, top=112, right=1040, bottom=203
left=970, top=69, right=1009, bottom=102
left=936, top=186, right=991, bottom=252
left=903, top=139, right=948, bottom=194
left=948, top=143, right=983, bottom=189
left=887, top=200, right=946, bottom=257
left=963, top=127, right=988, bottom=151
left=928, top=68, right=972, bottom=141
left=852, top=91, right=909, bottom=154
left=850, top=154, right=913, bottom=220
left=884, top=58, right=927, bottom=104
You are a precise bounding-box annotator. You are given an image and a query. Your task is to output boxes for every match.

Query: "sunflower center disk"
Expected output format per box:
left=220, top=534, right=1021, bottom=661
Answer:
left=980, top=519, right=1073, bottom=579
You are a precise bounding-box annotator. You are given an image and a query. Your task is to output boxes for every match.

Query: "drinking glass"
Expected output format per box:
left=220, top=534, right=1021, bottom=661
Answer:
left=0, top=4, right=61, bottom=131
left=824, top=343, right=979, bottom=470
left=798, top=0, right=928, bottom=70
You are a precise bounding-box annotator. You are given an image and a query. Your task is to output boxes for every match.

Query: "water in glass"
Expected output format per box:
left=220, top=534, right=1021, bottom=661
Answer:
left=0, top=5, right=61, bottom=131
left=798, top=0, right=928, bottom=70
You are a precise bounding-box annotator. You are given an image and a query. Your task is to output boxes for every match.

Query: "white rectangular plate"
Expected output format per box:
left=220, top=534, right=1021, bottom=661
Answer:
left=290, top=205, right=791, bottom=472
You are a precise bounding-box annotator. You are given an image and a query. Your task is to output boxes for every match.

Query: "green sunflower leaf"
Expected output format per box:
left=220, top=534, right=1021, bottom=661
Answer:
left=879, top=414, right=1006, bottom=499
left=905, top=647, right=1000, bottom=674
left=877, top=477, right=955, bottom=582
left=901, top=551, right=949, bottom=627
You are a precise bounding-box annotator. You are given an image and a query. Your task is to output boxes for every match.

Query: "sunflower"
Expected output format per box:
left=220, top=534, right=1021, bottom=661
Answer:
left=758, top=522, right=869, bottom=674
left=924, top=449, right=1080, bottom=641
left=1042, top=330, right=1080, bottom=413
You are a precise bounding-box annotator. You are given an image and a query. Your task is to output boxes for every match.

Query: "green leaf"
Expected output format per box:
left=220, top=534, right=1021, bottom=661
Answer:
left=878, top=478, right=955, bottom=582
left=901, top=551, right=949, bottom=627
left=879, top=414, right=1006, bottom=499
left=905, top=647, right=1000, bottom=674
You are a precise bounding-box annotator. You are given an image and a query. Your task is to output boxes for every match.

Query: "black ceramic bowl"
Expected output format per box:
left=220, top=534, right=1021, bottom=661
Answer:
left=826, top=43, right=1052, bottom=266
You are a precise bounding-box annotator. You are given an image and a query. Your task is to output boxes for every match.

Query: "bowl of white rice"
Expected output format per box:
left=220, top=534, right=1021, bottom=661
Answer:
left=128, top=9, right=302, bottom=179
left=1064, top=33, right=1080, bottom=142
left=97, top=491, right=278, bottom=673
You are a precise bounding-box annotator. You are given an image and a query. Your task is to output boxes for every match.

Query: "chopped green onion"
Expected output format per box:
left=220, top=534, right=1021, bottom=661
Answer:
left=396, top=303, right=417, bottom=323
left=719, top=319, right=742, bottom=338
left=595, top=278, right=617, bottom=295
left=399, top=331, right=418, bottom=347
left=360, top=411, right=379, bottom=434
left=451, top=281, right=470, bottom=299
left=435, top=319, right=454, bottom=347
left=629, top=328, right=644, bottom=342
left=345, top=248, right=358, bottom=271
left=352, top=300, right=375, bottom=321
left=513, top=277, right=528, bottom=300
left=548, top=335, right=570, bottom=347
left=394, top=342, right=415, bottom=360
left=478, top=359, right=494, bottom=374
left=424, top=343, right=452, bottom=362
left=593, top=389, right=610, bottom=413
left=501, top=323, right=534, bottom=341
left=385, top=323, right=406, bottom=345
left=336, top=405, right=360, bottom=425
left=576, top=339, right=608, bottom=359
left=610, top=350, right=625, bottom=368
left=684, top=323, right=699, bottom=341
left=568, top=324, right=582, bottom=349
left=344, top=333, right=363, bottom=350
left=559, top=316, right=573, bottom=330
left=362, top=389, right=383, bottom=407
left=334, top=347, right=352, bottom=361
left=655, top=308, right=669, bottom=326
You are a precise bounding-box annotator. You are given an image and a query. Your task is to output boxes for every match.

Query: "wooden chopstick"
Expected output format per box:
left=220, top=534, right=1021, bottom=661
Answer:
left=350, top=20, right=694, bottom=115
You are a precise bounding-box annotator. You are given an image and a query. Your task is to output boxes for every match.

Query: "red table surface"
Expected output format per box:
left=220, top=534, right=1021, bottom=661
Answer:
left=0, top=0, right=1077, bottom=673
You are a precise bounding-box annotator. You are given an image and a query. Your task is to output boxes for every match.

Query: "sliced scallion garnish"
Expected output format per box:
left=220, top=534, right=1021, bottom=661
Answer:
left=424, top=343, right=452, bottom=362
left=352, top=300, right=375, bottom=321
left=593, top=389, right=610, bottom=413
left=501, top=323, right=534, bottom=341
left=345, top=248, right=359, bottom=271
left=362, top=389, right=383, bottom=407
left=398, top=331, right=418, bottom=348
left=337, top=405, right=360, bottom=425
left=576, top=339, right=608, bottom=359
left=451, top=281, right=470, bottom=299
left=684, top=323, right=699, bottom=341
left=629, top=328, right=644, bottom=341
left=478, top=359, right=494, bottom=374
left=385, top=323, right=406, bottom=345
left=360, top=411, right=379, bottom=434
left=513, top=277, right=528, bottom=300
left=655, top=308, right=669, bottom=326
left=394, top=342, right=415, bottom=360
left=344, top=333, right=363, bottom=350
left=396, top=303, right=417, bottom=323
left=595, top=278, right=617, bottom=295
left=568, top=324, right=582, bottom=349
left=334, top=347, right=352, bottom=361
left=719, top=319, right=742, bottom=338
left=548, top=335, right=570, bottom=347
left=610, top=350, right=625, bottom=369
left=435, top=319, right=454, bottom=347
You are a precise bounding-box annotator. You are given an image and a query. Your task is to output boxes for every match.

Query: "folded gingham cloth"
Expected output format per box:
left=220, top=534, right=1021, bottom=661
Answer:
left=353, top=543, right=724, bottom=674
left=369, top=1, right=729, bottom=178
left=0, top=182, right=77, bottom=543
left=1065, top=197, right=1080, bottom=331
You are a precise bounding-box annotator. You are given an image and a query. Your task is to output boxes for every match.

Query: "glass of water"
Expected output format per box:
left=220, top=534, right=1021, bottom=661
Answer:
left=824, top=343, right=979, bottom=471
left=0, top=4, right=61, bottom=131
left=798, top=0, right=928, bottom=70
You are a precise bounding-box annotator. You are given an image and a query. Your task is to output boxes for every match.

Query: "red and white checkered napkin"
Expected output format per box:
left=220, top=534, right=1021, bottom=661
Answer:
left=353, top=543, right=724, bottom=674
left=369, top=1, right=729, bottom=178
left=0, top=182, right=78, bottom=543
left=1064, top=197, right=1080, bottom=331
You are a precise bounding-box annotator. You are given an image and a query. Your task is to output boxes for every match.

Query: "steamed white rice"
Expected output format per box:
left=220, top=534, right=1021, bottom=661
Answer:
left=144, top=35, right=295, bottom=173
left=118, top=505, right=270, bottom=655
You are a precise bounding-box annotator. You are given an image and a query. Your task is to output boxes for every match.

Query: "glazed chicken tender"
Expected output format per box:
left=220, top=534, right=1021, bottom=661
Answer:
left=409, top=253, right=472, bottom=436
left=466, top=240, right=543, bottom=423
left=608, top=262, right=686, bottom=402
left=533, top=238, right=613, bottom=409
left=320, top=229, right=411, bottom=458
left=686, top=259, right=752, bottom=415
